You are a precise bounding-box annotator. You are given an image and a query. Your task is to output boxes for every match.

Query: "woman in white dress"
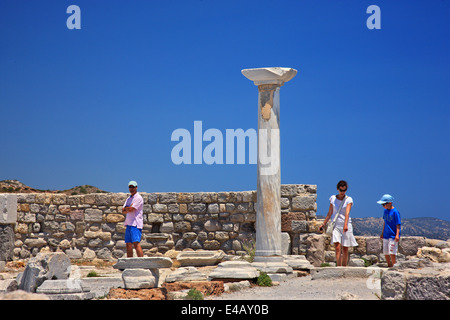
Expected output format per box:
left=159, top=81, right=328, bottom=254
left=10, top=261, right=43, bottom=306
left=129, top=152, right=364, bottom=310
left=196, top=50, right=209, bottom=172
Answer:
left=319, top=180, right=358, bottom=266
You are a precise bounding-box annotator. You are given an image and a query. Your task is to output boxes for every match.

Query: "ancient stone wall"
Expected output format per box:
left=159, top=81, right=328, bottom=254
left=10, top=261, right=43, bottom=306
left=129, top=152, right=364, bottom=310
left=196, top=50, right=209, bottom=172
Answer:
left=3, top=184, right=317, bottom=261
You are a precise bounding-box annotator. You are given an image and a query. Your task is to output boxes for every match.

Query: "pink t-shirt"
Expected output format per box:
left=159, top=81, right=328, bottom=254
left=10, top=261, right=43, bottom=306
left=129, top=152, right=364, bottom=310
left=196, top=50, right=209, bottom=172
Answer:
left=123, top=193, right=144, bottom=229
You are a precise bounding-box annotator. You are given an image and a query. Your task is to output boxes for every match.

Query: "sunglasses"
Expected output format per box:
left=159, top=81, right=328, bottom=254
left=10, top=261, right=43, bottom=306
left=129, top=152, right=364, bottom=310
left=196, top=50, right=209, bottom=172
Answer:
left=338, top=188, right=347, bottom=192
left=128, top=186, right=136, bottom=188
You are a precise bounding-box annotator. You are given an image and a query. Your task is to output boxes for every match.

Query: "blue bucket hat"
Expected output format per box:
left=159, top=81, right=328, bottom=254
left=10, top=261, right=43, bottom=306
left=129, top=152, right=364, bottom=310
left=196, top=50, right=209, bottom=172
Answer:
left=377, top=194, right=394, bottom=205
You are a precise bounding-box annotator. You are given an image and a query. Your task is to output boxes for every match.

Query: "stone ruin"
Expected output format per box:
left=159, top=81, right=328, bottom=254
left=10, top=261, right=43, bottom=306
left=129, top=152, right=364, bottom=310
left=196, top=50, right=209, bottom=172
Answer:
left=1, top=188, right=449, bottom=300
left=0, top=67, right=449, bottom=299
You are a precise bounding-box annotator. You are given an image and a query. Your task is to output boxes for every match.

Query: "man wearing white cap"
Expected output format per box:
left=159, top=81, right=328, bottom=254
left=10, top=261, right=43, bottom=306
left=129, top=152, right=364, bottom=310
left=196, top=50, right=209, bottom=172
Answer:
left=122, top=180, right=144, bottom=257
left=377, top=194, right=401, bottom=267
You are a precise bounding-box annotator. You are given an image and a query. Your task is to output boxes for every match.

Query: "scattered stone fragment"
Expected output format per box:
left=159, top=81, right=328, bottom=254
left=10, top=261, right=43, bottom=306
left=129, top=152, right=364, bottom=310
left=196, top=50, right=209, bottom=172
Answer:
left=17, top=252, right=71, bottom=292
left=165, top=267, right=207, bottom=283
left=113, top=257, right=173, bottom=270
left=208, top=261, right=259, bottom=281
left=122, top=269, right=157, bottom=289
left=176, top=250, right=225, bottom=267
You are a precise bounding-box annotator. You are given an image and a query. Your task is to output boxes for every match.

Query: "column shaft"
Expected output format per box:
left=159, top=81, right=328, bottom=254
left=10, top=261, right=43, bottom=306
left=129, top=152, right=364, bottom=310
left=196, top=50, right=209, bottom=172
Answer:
left=256, top=84, right=281, bottom=257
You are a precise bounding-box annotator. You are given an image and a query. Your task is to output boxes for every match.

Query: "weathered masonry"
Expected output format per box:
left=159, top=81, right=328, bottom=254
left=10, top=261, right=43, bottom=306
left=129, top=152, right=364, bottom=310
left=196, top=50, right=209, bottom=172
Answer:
left=0, top=184, right=317, bottom=262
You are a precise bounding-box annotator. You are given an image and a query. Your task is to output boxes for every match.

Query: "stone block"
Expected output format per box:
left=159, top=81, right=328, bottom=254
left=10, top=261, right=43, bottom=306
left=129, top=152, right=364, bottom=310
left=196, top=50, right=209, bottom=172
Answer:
left=251, top=261, right=293, bottom=274
left=122, top=268, right=157, bottom=289
left=159, top=192, right=177, bottom=203
left=0, top=279, right=17, bottom=293
left=280, top=185, right=302, bottom=197
left=283, top=255, right=313, bottom=270
left=36, top=279, right=88, bottom=294
left=291, top=194, right=317, bottom=211
left=204, top=219, right=220, bottom=232
left=281, top=232, right=291, bottom=255
left=381, top=270, right=407, bottom=300
left=366, top=237, right=382, bottom=254
left=160, top=222, right=174, bottom=233
left=106, top=214, right=124, bottom=223
left=152, top=204, right=168, bottom=213
left=399, top=237, right=426, bottom=256
left=0, top=225, right=14, bottom=261
left=84, top=209, right=103, bottom=223
left=113, top=257, right=173, bottom=270
left=188, top=203, right=207, bottom=214
left=176, top=250, right=225, bottom=267
left=165, top=267, right=208, bottom=283
left=80, top=277, right=123, bottom=299
left=306, top=234, right=325, bottom=267
left=311, top=267, right=344, bottom=280
left=291, top=220, right=309, bottom=233
left=0, top=194, right=17, bottom=224
left=17, top=252, right=72, bottom=292
left=281, top=212, right=305, bottom=232
left=406, top=273, right=450, bottom=300
left=208, top=261, right=259, bottom=280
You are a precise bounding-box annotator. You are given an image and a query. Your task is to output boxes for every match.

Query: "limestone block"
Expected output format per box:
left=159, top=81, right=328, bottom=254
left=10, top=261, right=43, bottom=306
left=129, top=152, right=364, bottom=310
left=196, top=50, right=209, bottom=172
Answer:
left=122, top=268, right=157, bottom=289
left=188, top=203, right=207, bottom=214
left=311, top=267, right=343, bottom=280
left=0, top=225, right=14, bottom=261
left=399, top=237, right=426, bottom=256
left=349, top=258, right=366, bottom=267
left=160, top=222, right=174, bottom=233
left=281, top=212, right=306, bottom=232
left=251, top=261, right=293, bottom=274
left=152, top=204, right=168, bottom=213
left=208, top=261, right=259, bottom=280
left=281, top=232, right=291, bottom=255
left=366, top=237, right=382, bottom=254
left=176, top=250, right=225, bottom=267
left=0, top=279, right=17, bottom=293
left=0, top=290, right=50, bottom=300
left=381, top=270, right=407, bottom=300
left=291, top=220, right=309, bottom=233
left=306, top=234, right=325, bottom=267
left=283, top=255, right=313, bottom=270
left=0, top=194, right=17, bottom=224
left=417, top=246, right=450, bottom=263
left=159, top=192, right=177, bottom=204
left=291, top=194, right=317, bottom=211
left=113, top=257, right=173, bottom=270
left=165, top=267, right=208, bottom=283
left=110, top=193, right=128, bottom=206
left=36, top=279, right=88, bottom=294
left=17, top=252, right=72, bottom=292
left=406, top=272, right=450, bottom=300
left=84, top=209, right=103, bottom=223
left=241, top=67, right=297, bottom=85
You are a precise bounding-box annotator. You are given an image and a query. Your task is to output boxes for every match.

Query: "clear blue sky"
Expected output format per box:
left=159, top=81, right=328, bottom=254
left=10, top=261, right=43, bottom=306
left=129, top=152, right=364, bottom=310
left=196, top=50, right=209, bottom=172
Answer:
left=0, top=1, right=449, bottom=220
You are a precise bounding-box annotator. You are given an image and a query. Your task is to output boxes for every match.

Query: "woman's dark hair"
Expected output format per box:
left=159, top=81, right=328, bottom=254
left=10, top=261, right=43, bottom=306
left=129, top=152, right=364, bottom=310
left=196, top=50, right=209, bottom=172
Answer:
left=337, top=180, right=348, bottom=189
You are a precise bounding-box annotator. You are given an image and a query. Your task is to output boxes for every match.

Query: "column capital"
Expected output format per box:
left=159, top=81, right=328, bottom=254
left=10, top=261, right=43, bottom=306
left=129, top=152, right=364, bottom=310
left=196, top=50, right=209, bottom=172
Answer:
left=241, top=67, right=297, bottom=86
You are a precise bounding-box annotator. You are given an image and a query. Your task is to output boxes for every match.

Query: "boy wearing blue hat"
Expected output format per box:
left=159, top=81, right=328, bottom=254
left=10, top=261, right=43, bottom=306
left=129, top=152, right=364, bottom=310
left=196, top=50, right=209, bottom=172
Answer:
left=377, top=194, right=401, bottom=267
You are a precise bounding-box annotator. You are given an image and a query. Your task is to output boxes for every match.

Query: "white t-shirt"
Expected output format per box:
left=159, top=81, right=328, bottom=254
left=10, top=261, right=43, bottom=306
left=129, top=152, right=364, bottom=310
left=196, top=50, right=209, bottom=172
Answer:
left=329, top=195, right=353, bottom=224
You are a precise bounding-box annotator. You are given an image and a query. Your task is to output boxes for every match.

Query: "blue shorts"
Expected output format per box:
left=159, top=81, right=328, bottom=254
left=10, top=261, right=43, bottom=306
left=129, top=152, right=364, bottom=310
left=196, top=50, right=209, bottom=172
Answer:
left=125, top=226, right=142, bottom=243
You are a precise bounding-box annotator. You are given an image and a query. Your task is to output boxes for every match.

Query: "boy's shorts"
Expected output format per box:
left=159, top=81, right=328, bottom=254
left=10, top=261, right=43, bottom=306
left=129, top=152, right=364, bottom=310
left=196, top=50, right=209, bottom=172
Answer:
left=125, top=226, right=142, bottom=243
left=383, top=238, right=398, bottom=255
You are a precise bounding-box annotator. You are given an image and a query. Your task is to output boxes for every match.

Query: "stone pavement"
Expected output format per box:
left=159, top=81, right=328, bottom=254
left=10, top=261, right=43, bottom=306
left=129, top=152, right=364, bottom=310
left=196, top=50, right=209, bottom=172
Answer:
left=1, top=252, right=449, bottom=300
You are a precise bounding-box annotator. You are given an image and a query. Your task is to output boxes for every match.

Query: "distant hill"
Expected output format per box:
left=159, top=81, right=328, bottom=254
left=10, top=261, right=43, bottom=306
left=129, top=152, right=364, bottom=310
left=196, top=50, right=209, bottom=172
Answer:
left=318, top=215, right=450, bottom=241
left=0, top=179, right=108, bottom=195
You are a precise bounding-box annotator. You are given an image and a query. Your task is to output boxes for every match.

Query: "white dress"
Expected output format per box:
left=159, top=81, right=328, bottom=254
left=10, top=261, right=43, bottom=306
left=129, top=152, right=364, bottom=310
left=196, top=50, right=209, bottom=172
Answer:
left=329, top=195, right=358, bottom=247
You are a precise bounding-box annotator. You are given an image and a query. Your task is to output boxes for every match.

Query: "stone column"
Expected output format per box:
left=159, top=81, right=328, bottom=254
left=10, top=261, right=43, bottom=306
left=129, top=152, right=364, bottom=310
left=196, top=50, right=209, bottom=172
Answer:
left=241, top=67, right=296, bottom=278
